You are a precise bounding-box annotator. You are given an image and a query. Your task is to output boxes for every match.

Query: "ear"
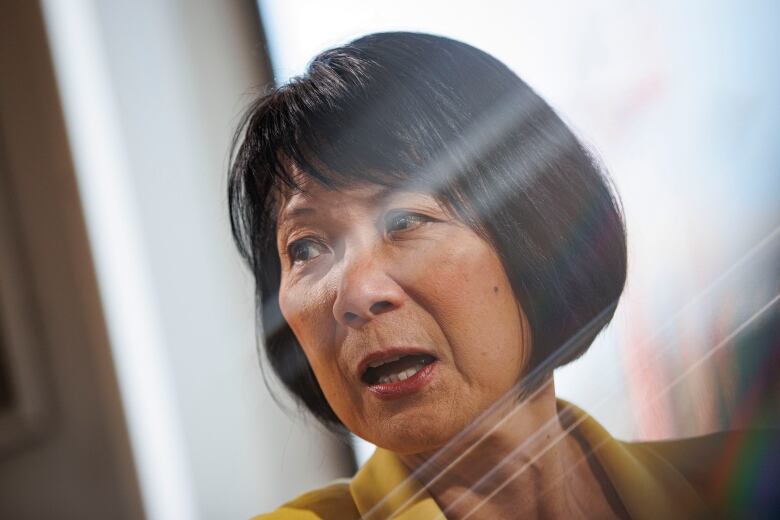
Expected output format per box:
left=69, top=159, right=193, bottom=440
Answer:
left=516, top=299, right=533, bottom=372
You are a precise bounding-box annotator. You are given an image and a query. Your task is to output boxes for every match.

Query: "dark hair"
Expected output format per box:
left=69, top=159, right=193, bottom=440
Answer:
left=228, top=32, right=627, bottom=430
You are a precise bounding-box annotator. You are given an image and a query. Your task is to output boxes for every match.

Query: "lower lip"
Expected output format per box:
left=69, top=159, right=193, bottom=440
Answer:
left=366, top=361, right=437, bottom=399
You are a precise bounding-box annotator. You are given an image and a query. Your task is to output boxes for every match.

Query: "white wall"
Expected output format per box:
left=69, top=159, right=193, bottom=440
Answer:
left=40, top=1, right=354, bottom=519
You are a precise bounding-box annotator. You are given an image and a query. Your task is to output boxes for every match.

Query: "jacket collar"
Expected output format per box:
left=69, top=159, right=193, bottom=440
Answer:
left=562, top=400, right=707, bottom=519
left=349, top=445, right=441, bottom=519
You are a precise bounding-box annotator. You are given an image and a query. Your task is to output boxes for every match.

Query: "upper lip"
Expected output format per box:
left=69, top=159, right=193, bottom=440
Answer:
left=356, top=347, right=437, bottom=381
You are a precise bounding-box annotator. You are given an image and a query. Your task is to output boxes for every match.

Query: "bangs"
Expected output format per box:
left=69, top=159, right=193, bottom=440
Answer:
left=247, top=76, right=435, bottom=199
left=271, top=101, right=418, bottom=195
left=235, top=33, right=516, bottom=202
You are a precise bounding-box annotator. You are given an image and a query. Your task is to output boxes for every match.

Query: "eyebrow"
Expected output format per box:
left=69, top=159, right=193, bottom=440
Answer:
left=276, top=205, right=316, bottom=239
left=277, top=192, right=317, bottom=225
left=280, top=205, right=316, bottom=220
left=278, top=185, right=396, bottom=223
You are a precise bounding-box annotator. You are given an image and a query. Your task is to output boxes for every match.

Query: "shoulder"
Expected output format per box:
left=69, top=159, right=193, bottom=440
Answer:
left=626, top=430, right=734, bottom=485
left=250, top=479, right=360, bottom=520
left=623, top=428, right=780, bottom=517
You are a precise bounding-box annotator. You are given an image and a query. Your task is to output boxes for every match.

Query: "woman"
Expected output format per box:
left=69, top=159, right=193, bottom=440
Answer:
left=229, top=32, right=770, bottom=519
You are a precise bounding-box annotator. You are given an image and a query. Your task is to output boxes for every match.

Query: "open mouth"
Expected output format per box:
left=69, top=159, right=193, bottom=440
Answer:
left=361, top=353, right=437, bottom=385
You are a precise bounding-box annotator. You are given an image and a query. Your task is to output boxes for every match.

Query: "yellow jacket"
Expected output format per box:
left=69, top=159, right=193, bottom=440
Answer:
left=253, top=401, right=777, bottom=519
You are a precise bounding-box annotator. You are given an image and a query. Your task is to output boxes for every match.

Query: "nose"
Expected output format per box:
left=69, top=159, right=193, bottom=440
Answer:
left=332, top=248, right=404, bottom=328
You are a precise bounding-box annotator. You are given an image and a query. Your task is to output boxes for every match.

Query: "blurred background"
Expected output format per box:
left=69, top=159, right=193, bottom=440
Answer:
left=0, top=0, right=777, bottom=518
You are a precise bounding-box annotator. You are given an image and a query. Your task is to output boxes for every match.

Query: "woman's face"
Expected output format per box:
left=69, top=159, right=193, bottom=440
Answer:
left=276, top=177, right=530, bottom=454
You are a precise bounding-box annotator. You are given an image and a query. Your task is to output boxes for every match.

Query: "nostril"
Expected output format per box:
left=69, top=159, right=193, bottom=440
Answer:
left=369, top=301, right=394, bottom=315
left=342, top=301, right=396, bottom=325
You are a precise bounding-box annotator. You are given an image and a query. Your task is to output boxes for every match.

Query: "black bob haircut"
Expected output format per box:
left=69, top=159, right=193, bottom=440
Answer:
left=228, top=32, right=627, bottom=430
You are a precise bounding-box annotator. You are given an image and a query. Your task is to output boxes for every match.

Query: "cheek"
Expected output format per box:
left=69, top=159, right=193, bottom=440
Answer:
left=413, top=238, right=527, bottom=384
left=278, top=282, right=334, bottom=363
left=279, top=284, right=356, bottom=416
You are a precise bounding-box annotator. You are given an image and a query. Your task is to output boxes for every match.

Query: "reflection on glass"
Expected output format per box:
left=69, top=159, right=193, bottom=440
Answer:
left=229, top=31, right=778, bottom=518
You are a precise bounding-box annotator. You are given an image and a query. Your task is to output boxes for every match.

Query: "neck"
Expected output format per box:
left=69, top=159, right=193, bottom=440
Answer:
left=397, top=381, right=621, bottom=519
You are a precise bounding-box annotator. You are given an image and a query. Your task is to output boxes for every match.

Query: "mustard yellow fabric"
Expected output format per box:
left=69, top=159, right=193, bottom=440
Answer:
left=253, top=401, right=725, bottom=519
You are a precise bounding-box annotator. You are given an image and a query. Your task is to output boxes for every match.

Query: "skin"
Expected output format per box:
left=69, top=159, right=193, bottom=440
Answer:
left=276, top=174, right=624, bottom=518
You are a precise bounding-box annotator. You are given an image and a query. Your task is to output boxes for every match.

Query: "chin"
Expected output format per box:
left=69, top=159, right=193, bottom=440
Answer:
left=363, top=410, right=467, bottom=456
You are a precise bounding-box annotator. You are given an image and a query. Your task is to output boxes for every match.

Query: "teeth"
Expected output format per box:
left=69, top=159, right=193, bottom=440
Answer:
left=377, top=364, right=425, bottom=385
left=369, top=355, right=401, bottom=368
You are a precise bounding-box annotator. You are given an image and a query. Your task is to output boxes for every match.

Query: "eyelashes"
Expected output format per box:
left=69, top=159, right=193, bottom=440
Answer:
left=384, top=211, right=433, bottom=234
left=288, top=238, right=327, bottom=265
left=286, top=211, right=435, bottom=267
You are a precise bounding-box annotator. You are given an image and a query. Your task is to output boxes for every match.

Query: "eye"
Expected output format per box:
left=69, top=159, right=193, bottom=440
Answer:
left=288, top=238, right=327, bottom=265
left=384, top=211, right=432, bottom=235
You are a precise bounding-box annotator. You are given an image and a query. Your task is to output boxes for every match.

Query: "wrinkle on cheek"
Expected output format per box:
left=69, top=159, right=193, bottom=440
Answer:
left=280, top=281, right=339, bottom=359
left=279, top=288, right=310, bottom=335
